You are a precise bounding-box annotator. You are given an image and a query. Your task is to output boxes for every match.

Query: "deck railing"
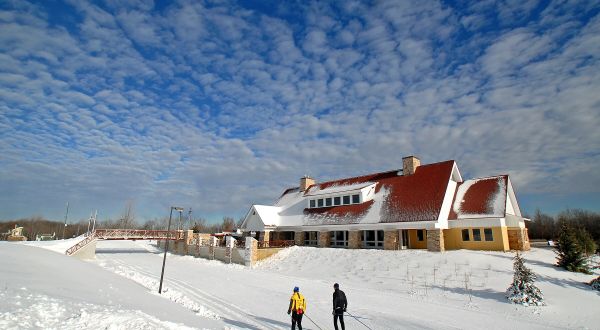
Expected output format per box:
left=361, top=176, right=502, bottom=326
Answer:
left=257, top=240, right=296, bottom=249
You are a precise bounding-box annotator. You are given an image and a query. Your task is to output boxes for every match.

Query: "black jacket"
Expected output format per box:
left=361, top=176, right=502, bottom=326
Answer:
left=332, top=289, right=347, bottom=315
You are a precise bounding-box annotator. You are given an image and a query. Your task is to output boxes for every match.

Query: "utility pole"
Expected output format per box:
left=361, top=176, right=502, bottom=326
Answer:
left=62, top=202, right=69, bottom=240
left=159, top=206, right=183, bottom=294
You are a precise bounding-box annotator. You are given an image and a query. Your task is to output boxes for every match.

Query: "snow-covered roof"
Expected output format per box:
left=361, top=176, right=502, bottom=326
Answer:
left=241, top=160, right=458, bottom=228
left=304, top=182, right=375, bottom=196
left=449, top=175, right=508, bottom=219
left=253, top=205, right=282, bottom=226
left=241, top=160, right=521, bottom=229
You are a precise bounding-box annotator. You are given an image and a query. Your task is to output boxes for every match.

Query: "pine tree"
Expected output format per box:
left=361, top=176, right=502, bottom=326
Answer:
left=506, top=251, right=544, bottom=306
left=555, top=223, right=590, bottom=273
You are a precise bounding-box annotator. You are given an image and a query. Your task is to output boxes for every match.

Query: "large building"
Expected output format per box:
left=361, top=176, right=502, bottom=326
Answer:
left=240, top=156, right=530, bottom=252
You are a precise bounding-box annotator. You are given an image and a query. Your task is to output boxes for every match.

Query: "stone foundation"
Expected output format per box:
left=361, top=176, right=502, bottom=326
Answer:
left=294, top=231, right=304, bottom=246
left=507, top=228, right=530, bottom=251
left=318, top=231, right=331, bottom=248
left=427, top=229, right=445, bottom=252
left=384, top=230, right=399, bottom=250
left=348, top=231, right=361, bottom=249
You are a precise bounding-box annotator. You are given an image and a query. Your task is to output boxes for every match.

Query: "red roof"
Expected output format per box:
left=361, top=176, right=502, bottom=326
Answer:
left=300, top=160, right=456, bottom=224
left=448, top=175, right=508, bottom=219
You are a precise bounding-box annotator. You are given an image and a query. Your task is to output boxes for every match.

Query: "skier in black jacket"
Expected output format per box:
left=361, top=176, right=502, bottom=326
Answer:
left=332, top=283, right=347, bottom=330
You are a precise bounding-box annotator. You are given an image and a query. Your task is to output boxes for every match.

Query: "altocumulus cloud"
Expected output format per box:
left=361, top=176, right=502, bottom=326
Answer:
left=0, top=0, right=599, bottom=222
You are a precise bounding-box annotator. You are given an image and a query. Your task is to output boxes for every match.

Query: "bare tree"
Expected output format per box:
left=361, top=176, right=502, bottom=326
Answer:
left=117, top=200, right=136, bottom=229
left=221, top=217, right=235, bottom=232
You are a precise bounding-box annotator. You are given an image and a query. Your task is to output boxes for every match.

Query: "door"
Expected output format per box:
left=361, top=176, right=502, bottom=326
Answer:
left=400, top=230, right=409, bottom=249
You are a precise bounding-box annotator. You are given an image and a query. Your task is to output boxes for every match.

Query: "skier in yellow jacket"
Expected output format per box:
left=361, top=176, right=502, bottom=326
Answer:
left=287, top=286, right=306, bottom=330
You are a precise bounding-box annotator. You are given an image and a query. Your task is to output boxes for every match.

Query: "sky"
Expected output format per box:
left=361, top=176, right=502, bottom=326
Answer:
left=0, top=0, right=599, bottom=224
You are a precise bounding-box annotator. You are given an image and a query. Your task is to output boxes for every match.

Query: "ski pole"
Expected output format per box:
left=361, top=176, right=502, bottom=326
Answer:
left=303, top=313, right=325, bottom=330
left=345, top=311, right=373, bottom=330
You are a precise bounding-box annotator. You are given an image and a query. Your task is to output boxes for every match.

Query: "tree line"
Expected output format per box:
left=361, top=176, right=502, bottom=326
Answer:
left=526, top=208, right=600, bottom=252
left=1, top=215, right=244, bottom=241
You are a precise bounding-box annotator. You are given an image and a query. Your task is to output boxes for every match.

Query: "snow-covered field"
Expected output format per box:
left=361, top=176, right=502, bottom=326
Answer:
left=1, top=239, right=599, bottom=330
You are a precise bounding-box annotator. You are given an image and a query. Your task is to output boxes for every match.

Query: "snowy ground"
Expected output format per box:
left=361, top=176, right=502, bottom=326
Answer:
left=1, top=239, right=599, bottom=329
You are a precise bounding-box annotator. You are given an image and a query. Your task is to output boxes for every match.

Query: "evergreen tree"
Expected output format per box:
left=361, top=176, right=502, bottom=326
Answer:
left=506, top=251, right=544, bottom=306
left=555, top=223, right=590, bottom=273
left=574, top=226, right=597, bottom=257
left=590, top=276, right=600, bottom=291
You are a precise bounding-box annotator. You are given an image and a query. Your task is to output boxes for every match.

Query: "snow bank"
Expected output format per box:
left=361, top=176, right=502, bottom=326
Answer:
left=0, top=242, right=226, bottom=329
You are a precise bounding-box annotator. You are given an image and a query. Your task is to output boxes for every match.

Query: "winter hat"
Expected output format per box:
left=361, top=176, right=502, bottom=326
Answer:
left=334, top=283, right=339, bottom=289
left=293, top=286, right=299, bottom=292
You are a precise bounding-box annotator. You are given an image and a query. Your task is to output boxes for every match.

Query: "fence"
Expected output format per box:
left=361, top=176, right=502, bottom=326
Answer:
left=258, top=240, right=295, bottom=249
left=157, top=235, right=292, bottom=267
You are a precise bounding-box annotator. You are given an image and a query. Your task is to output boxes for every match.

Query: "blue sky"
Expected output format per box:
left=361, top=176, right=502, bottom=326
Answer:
left=1, top=0, right=599, bottom=224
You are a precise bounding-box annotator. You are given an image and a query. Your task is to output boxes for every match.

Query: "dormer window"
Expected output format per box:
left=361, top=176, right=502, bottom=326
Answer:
left=343, top=195, right=350, bottom=205
left=305, top=182, right=375, bottom=209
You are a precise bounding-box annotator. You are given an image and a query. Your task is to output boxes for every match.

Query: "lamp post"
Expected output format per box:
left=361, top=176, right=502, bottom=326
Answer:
left=159, top=206, right=184, bottom=294
left=62, top=202, right=69, bottom=240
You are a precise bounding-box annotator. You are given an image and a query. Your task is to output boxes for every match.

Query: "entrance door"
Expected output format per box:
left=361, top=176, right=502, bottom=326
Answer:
left=400, top=230, right=409, bottom=249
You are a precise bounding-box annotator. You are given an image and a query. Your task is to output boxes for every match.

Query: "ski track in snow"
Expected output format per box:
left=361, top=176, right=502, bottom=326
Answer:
left=97, top=258, right=221, bottom=321
left=97, top=257, right=277, bottom=330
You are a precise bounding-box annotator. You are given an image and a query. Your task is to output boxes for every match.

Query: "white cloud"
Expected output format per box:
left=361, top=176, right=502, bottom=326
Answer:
left=0, top=0, right=598, bottom=222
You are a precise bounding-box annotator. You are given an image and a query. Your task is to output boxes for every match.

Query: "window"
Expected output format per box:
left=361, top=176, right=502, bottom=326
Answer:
left=484, top=228, right=493, bottom=241
left=417, top=230, right=425, bottom=241
left=309, top=200, right=315, bottom=208
left=334, top=196, right=341, bottom=206
left=462, top=229, right=470, bottom=241
left=362, top=230, right=384, bottom=248
left=304, top=232, right=318, bottom=246
left=330, top=231, right=348, bottom=247
left=325, top=198, right=332, bottom=207
left=473, top=228, right=481, bottom=241
left=343, top=195, right=351, bottom=205
left=318, top=199, right=324, bottom=207
left=352, top=194, right=360, bottom=204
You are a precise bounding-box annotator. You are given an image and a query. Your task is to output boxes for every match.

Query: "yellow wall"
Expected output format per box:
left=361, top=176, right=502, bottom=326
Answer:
left=408, top=229, right=427, bottom=249
left=257, top=248, right=285, bottom=261
left=443, top=227, right=509, bottom=251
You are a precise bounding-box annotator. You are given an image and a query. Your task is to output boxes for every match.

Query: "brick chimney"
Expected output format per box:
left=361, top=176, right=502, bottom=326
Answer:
left=300, top=175, right=315, bottom=192
left=402, top=156, right=421, bottom=176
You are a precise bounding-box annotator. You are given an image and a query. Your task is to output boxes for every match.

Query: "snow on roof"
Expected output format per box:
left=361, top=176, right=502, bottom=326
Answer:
left=304, top=182, right=375, bottom=196
left=270, top=160, right=456, bottom=226
left=449, top=175, right=507, bottom=219
left=253, top=205, right=282, bottom=226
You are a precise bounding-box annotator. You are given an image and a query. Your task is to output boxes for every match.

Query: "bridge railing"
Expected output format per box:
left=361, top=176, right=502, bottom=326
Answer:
left=94, top=229, right=184, bottom=240
left=66, top=233, right=97, bottom=256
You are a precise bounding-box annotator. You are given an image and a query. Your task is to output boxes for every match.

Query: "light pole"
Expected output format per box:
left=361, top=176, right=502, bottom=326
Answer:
left=62, top=202, right=69, bottom=240
left=159, top=206, right=184, bottom=294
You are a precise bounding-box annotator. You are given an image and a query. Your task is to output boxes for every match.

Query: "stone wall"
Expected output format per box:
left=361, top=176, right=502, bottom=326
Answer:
left=427, top=229, right=445, bottom=252
left=294, top=231, right=304, bottom=246
left=318, top=231, right=331, bottom=248
left=384, top=230, right=399, bottom=250
left=507, top=228, right=530, bottom=251
left=348, top=231, right=361, bottom=249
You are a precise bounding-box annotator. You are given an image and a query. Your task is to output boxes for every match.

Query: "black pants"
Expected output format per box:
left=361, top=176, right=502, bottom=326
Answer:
left=291, top=311, right=303, bottom=330
left=334, top=313, right=345, bottom=330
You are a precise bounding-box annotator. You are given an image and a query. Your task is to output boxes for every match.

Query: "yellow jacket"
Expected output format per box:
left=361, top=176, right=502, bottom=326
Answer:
left=289, top=292, right=306, bottom=312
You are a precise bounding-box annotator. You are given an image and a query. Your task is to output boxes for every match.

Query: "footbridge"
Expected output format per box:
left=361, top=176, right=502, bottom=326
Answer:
left=66, top=229, right=185, bottom=258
